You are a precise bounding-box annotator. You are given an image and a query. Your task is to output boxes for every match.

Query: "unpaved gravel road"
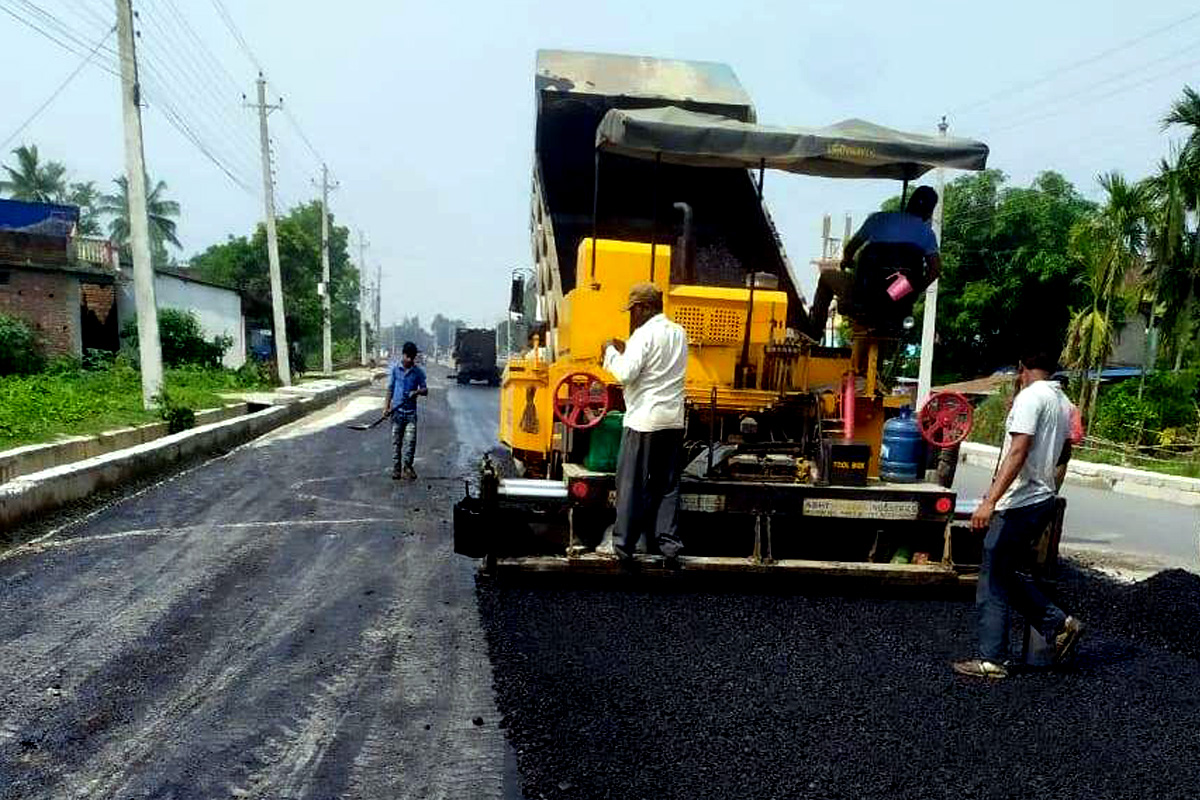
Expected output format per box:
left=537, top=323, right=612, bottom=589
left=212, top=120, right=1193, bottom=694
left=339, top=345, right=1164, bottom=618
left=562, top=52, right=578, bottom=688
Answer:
left=0, top=369, right=521, bottom=799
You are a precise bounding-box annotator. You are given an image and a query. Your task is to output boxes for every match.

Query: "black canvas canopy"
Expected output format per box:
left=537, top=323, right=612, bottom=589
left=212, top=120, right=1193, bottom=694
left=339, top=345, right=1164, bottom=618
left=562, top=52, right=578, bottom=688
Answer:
left=595, top=106, right=989, bottom=180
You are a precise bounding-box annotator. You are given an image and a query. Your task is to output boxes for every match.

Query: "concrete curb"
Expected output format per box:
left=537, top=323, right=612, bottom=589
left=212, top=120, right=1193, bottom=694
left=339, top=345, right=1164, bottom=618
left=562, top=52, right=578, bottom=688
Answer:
left=0, top=377, right=372, bottom=531
left=0, top=403, right=249, bottom=484
left=960, top=441, right=1200, bottom=507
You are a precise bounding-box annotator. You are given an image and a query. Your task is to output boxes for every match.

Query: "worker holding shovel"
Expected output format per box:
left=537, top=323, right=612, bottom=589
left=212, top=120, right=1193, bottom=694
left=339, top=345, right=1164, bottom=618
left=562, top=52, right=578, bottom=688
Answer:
left=386, top=342, right=428, bottom=480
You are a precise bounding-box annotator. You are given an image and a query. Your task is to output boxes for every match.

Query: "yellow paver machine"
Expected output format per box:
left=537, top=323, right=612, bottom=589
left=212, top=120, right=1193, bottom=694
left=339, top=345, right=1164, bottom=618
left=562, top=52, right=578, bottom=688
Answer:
left=454, top=50, right=1041, bottom=583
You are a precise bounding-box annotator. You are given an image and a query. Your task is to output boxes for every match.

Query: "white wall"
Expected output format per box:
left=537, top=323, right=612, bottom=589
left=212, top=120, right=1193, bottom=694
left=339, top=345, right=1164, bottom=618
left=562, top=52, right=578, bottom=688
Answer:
left=117, top=273, right=246, bottom=368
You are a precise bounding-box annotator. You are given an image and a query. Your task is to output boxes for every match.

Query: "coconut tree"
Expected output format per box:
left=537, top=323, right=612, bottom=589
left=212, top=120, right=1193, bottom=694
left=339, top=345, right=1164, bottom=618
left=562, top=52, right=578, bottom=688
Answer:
left=1141, top=148, right=1193, bottom=385
left=0, top=144, right=67, bottom=202
left=1062, top=172, right=1148, bottom=429
left=1162, top=85, right=1200, bottom=369
left=97, top=175, right=181, bottom=266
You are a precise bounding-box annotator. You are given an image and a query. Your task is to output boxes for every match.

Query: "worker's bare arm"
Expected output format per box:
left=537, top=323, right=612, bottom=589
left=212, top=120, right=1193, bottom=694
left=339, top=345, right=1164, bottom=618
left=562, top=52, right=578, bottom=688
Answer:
left=970, top=433, right=1032, bottom=530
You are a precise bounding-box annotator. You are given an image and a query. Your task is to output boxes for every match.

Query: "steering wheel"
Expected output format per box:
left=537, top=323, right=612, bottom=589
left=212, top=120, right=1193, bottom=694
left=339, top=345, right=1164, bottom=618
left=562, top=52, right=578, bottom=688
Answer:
left=918, top=391, right=974, bottom=448
left=552, top=372, right=611, bottom=430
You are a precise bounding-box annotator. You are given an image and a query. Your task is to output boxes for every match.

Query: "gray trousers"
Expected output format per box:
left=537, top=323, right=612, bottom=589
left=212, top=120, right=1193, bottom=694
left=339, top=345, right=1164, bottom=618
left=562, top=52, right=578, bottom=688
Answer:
left=392, top=415, right=417, bottom=472
left=613, top=427, right=684, bottom=558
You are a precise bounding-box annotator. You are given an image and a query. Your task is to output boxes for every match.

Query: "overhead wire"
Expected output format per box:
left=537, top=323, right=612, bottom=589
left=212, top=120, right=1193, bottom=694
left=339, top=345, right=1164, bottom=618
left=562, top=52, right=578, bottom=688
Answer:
left=0, top=0, right=118, bottom=76
left=950, top=7, right=1200, bottom=116
left=1, top=22, right=114, bottom=151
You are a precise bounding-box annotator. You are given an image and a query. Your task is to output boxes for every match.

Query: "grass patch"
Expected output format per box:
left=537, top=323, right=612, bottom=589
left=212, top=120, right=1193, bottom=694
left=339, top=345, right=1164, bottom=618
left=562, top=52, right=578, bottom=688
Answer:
left=0, top=360, right=273, bottom=451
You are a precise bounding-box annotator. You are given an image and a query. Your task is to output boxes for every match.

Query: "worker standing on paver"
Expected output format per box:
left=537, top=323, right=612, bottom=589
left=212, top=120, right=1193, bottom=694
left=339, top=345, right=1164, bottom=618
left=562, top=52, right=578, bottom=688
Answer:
left=953, top=349, right=1083, bottom=679
left=602, top=283, right=689, bottom=567
left=386, top=341, right=428, bottom=481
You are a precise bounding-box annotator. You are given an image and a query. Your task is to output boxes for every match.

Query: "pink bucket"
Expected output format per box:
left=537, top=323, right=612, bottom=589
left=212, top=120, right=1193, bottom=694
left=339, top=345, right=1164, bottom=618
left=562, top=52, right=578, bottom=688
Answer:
left=886, top=273, right=913, bottom=301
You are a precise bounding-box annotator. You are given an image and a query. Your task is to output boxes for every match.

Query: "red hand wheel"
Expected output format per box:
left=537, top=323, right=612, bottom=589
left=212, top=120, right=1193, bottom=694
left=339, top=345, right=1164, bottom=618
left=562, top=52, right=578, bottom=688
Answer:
left=918, top=391, right=974, bottom=448
left=552, top=372, right=611, bottom=430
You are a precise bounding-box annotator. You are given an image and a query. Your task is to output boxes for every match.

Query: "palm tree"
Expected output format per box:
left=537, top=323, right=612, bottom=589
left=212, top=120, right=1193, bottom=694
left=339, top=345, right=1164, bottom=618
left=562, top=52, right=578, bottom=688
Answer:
left=0, top=144, right=67, bottom=202
left=1141, top=148, right=1194, bottom=385
left=97, top=175, right=182, bottom=266
left=1162, top=85, right=1200, bottom=369
left=65, top=181, right=103, bottom=236
left=1062, top=172, right=1148, bottom=429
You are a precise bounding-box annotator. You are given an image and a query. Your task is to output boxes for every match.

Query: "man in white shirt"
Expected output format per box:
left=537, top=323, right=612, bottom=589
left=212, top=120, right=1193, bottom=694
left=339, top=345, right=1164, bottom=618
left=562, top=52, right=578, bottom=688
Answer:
left=953, top=349, right=1083, bottom=680
left=602, top=282, right=689, bottom=567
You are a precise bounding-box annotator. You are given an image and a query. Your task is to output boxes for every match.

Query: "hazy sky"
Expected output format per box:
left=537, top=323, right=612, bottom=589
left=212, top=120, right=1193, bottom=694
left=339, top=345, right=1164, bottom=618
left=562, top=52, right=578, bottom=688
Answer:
left=5, top=0, right=1199, bottom=328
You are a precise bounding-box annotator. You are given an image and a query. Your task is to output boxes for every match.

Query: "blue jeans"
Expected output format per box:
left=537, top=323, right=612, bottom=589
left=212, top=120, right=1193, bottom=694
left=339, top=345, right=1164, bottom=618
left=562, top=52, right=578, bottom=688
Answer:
left=392, top=414, right=417, bottom=473
left=977, top=498, right=1067, bottom=661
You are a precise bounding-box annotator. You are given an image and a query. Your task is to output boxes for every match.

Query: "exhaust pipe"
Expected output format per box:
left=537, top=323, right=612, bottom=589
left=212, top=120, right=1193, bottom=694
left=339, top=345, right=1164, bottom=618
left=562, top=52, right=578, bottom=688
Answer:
left=673, top=202, right=694, bottom=283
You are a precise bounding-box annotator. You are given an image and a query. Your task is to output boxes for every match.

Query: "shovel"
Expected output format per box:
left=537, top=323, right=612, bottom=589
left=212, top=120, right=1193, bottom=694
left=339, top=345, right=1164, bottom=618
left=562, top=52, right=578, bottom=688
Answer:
left=347, top=406, right=395, bottom=431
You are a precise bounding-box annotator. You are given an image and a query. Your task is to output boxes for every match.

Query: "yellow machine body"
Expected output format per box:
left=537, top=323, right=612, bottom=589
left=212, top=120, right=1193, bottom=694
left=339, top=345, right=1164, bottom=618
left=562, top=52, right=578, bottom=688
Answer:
left=500, top=238, right=890, bottom=475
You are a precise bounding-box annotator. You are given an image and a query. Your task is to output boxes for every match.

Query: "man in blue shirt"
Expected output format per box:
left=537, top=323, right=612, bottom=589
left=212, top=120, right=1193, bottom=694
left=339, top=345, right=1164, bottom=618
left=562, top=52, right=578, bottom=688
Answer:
left=807, top=185, right=942, bottom=338
left=386, top=341, right=428, bottom=480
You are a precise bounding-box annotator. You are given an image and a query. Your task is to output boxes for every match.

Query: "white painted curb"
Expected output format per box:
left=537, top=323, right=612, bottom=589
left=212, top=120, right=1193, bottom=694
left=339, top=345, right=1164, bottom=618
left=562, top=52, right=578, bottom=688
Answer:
left=960, top=442, right=1200, bottom=507
left=0, top=378, right=371, bottom=530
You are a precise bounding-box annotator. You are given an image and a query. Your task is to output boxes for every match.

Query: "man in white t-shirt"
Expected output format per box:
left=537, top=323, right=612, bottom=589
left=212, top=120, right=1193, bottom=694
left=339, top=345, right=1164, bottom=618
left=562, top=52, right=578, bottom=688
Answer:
left=952, top=349, right=1083, bottom=679
left=602, top=282, right=689, bottom=567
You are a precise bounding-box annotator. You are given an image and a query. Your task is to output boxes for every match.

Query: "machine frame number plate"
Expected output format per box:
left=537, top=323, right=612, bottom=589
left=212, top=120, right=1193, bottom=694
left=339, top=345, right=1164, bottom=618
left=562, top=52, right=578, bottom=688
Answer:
left=803, top=498, right=919, bottom=520
left=680, top=494, right=726, bottom=513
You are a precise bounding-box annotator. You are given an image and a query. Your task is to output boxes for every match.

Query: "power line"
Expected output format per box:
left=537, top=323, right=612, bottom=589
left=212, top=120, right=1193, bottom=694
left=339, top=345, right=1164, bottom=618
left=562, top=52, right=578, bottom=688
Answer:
left=1, top=23, right=114, bottom=151
left=951, top=7, right=1200, bottom=116
left=982, top=53, right=1200, bottom=138
left=0, top=1, right=118, bottom=76
left=208, top=0, right=261, bottom=73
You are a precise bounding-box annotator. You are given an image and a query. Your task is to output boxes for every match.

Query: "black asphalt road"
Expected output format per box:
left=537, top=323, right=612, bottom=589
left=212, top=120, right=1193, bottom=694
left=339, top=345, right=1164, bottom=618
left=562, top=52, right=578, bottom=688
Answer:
left=6, top=372, right=1200, bottom=800
left=0, top=369, right=520, bottom=800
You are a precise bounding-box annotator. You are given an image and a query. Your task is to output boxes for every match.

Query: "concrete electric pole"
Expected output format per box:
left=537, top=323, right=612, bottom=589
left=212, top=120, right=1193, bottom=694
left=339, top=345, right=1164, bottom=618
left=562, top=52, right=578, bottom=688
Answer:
left=917, top=116, right=949, bottom=405
left=249, top=74, right=291, bottom=386
left=317, top=164, right=337, bottom=374
left=114, top=0, right=162, bottom=408
left=374, top=262, right=382, bottom=360
left=357, top=230, right=369, bottom=366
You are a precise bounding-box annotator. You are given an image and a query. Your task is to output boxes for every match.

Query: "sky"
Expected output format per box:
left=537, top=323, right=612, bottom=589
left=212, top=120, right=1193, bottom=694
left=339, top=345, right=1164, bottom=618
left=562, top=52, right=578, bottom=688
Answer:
left=4, top=0, right=1200, bottom=330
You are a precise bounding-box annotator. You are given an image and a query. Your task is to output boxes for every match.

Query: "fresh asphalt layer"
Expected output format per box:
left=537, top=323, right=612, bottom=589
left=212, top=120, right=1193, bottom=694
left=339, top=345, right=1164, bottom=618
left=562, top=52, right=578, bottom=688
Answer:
left=4, top=372, right=1200, bottom=799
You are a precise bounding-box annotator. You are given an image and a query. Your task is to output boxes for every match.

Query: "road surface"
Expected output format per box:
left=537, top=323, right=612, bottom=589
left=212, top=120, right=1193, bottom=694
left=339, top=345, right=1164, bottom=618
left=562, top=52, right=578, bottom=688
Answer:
left=5, top=374, right=1200, bottom=800
left=0, top=370, right=520, bottom=800
left=954, top=463, right=1200, bottom=574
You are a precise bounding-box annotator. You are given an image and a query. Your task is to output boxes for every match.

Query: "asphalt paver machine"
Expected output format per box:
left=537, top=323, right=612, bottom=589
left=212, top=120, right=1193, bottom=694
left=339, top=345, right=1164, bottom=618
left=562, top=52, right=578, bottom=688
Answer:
left=454, top=50, right=1040, bottom=583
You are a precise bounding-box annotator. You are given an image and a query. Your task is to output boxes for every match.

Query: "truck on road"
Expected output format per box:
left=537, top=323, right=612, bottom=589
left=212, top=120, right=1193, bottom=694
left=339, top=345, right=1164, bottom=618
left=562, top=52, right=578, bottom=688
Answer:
left=453, top=327, right=499, bottom=385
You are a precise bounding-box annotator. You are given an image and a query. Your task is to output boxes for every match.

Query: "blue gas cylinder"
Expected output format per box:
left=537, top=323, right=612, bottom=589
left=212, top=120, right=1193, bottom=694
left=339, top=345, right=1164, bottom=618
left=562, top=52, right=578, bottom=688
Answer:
left=880, top=406, right=925, bottom=483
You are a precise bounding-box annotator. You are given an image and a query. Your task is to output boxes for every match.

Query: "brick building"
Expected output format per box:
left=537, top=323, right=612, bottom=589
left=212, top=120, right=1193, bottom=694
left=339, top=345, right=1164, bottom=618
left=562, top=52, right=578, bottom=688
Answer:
left=0, top=230, right=118, bottom=357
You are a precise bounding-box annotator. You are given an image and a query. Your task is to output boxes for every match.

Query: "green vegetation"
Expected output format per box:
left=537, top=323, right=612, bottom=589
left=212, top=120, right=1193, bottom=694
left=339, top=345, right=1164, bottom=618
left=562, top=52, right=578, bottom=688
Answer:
left=0, top=358, right=273, bottom=450
left=190, top=202, right=361, bottom=364
left=0, top=312, right=46, bottom=376
left=121, top=308, right=232, bottom=369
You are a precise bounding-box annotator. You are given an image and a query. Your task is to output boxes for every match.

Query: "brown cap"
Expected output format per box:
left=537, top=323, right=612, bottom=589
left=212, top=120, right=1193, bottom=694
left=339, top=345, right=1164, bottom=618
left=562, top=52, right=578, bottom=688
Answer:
left=623, top=282, right=662, bottom=311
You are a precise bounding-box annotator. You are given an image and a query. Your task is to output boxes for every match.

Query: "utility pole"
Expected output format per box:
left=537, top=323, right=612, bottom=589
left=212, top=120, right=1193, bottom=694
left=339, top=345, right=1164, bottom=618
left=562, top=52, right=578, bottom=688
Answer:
left=114, top=0, right=162, bottom=408
left=357, top=230, right=369, bottom=366
left=374, top=262, right=382, bottom=360
left=917, top=116, right=948, bottom=405
left=316, top=164, right=337, bottom=374
left=248, top=74, right=290, bottom=386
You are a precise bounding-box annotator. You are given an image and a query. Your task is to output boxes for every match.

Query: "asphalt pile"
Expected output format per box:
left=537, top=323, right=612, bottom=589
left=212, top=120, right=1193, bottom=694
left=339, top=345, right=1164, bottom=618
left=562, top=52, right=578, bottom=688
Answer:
left=477, top=566, right=1200, bottom=800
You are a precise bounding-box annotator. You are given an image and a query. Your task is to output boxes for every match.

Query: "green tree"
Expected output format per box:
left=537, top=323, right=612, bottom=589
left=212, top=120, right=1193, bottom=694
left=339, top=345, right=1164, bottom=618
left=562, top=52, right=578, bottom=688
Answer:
left=1062, top=172, right=1149, bottom=428
left=1162, top=85, right=1200, bottom=369
left=1141, top=147, right=1194, bottom=384
left=897, top=170, right=1095, bottom=383
left=0, top=144, right=66, bottom=202
left=65, top=181, right=102, bottom=236
left=190, top=201, right=361, bottom=359
left=98, top=175, right=182, bottom=266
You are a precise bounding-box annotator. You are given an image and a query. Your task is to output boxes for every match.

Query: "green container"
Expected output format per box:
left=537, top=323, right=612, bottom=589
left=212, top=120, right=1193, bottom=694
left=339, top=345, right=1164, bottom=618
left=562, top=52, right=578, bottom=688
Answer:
left=584, top=411, right=624, bottom=473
